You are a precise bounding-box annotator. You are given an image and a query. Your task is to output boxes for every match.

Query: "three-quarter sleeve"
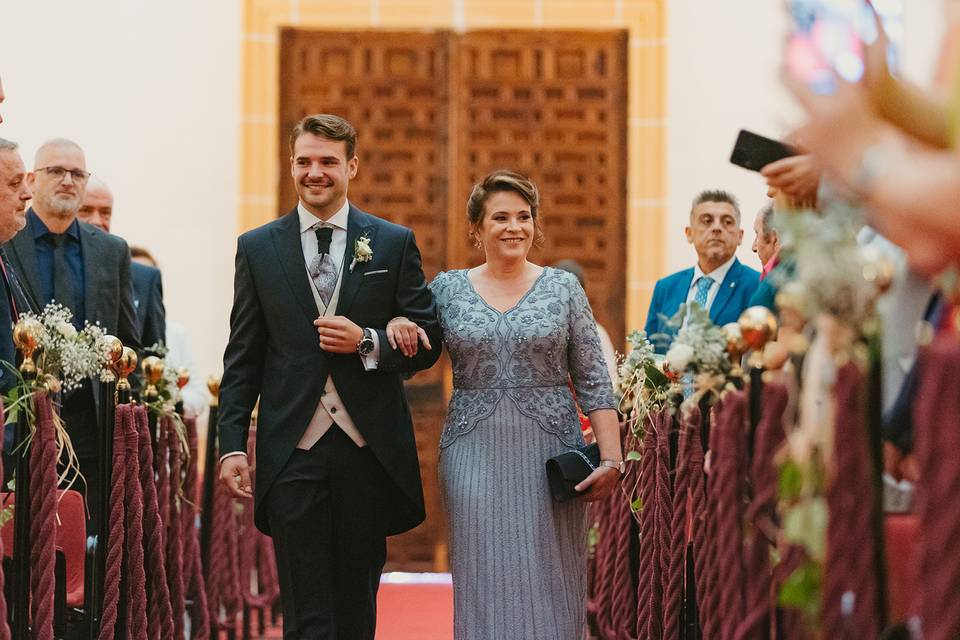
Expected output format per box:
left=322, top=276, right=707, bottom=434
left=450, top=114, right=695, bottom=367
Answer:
left=565, top=273, right=617, bottom=413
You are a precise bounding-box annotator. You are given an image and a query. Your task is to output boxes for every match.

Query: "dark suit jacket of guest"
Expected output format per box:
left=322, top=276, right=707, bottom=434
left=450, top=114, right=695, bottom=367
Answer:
left=131, top=262, right=166, bottom=353
left=0, top=250, right=39, bottom=392
left=2, top=218, right=142, bottom=413
left=219, top=205, right=443, bottom=536
left=643, top=258, right=761, bottom=353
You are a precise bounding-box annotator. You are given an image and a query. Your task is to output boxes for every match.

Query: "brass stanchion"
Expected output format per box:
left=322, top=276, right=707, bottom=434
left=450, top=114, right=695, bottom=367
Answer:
left=87, top=335, right=123, bottom=639
left=141, top=355, right=164, bottom=447
left=11, top=318, right=40, bottom=639
left=115, top=348, right=137, bottom=406
left=200, top=376, right=220, bottom=577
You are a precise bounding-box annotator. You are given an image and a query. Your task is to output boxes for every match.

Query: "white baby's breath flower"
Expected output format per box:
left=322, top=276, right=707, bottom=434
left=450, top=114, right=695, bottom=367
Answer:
left=665, top=343, right=695, bottom=372
left=57, top=322, right=77, bottom=339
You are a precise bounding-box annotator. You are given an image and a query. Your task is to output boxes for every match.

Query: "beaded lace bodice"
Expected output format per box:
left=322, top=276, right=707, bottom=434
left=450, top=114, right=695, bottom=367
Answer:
left=430, top=267, right=616, bottom=448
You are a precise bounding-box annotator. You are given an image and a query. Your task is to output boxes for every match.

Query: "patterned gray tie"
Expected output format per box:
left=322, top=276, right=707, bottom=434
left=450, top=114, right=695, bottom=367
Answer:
left=308, top=226, right=337, bottom=307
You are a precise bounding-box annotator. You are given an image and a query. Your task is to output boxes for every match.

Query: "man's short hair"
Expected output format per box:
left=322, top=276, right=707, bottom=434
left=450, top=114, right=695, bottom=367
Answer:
left=690, top=189, right=741, bottom=221
left=0, top=137, right=18, bottom=153
left=289, top=114, right=357, bottom=159
left=130, top=245, right=158, bottom=268
left=759, top=202, right=776, bottom=237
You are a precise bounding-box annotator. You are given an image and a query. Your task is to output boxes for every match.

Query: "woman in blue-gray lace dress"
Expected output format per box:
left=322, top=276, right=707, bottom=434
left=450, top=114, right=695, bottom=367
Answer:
left=390, top=170, right=623, bottom=639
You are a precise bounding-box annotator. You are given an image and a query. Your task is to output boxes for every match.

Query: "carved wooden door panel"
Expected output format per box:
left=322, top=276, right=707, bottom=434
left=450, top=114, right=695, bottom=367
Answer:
left=449, top=30, right=628, bottom=343
left=279, top=30, right=449, bottom=572
left=279, top=28, right=628, bottom=573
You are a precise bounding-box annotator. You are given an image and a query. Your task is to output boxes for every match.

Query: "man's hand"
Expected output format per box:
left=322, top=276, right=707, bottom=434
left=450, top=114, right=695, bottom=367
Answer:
left=386, top=316, right=432, bottom=357
left=219, top=455, right=253, bottom=499
left=314, top=316, right=364, bottom=353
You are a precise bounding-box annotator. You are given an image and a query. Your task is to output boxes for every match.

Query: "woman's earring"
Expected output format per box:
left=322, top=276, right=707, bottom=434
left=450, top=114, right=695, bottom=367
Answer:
left=472, top=235, right=482, bottom=250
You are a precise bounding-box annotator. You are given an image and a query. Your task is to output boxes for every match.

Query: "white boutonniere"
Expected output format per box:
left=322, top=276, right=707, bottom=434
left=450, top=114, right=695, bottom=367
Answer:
left=350, top=234, right=373, bottom=272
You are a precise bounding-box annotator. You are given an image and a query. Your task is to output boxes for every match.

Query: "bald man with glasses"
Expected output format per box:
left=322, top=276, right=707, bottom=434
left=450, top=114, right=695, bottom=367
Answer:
left=2, top=138, right=141, bottom=536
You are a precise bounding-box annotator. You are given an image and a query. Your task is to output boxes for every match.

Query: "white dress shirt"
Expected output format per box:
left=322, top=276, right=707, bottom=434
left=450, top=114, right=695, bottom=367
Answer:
left=219, top=199, right=380, bottom=463
left=164, top=319, right=208, bottom=419
left=684, top=255, right=736, bottom=312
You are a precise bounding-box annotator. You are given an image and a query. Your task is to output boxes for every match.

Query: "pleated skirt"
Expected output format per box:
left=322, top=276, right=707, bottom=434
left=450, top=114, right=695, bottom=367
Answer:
left=440, top=399, right=588, bottom=640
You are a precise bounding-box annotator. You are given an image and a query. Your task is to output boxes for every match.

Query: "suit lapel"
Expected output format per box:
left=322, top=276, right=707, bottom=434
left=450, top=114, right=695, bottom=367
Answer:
left=6, top=215, right=42, bottom=309
left=271, top=210, right=320, bottom=322
left=335, top=205, right=377, bottom=316
left=80, top=224, right=109, bottom=324
left=709, top=259, right=741, bottom=324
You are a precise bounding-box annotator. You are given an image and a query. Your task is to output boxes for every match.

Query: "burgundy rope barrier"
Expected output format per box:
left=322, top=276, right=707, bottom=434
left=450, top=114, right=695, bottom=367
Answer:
left=635, top=414, right=661, bottom=639
left=588, top=485, right=616, bottom=638
left=133, top=406, right=174, bottom=640
left=164, top=417, right=186, bottom=640
left=910, top=337, right=960, bottom=640
left=609, top=430, right=640, bottom=640
left=98, top=405, right=132, bottom=640
left=123, top=410, right=149, bottom=638
left=697, top=404, right=721, bottom=639
left=28, top=392, right=57, bottom=640
left=154, top=415, right=171, bottom=549
left=821, top=362, right=881, bottom=639
left=207, top=479, right=243, bottom=632
left=182, top=416, right=210, bottom=639
left=734, top=382, right=789, bottom=640
left=714, top=392, right=749, bottom=640
left=0, top=400, right=10, bottom=640
left=663, top=412, right=693, bottom=640
left=653, top=411, right=674, bottom=638
left=775, top=545, right=813, bottom=640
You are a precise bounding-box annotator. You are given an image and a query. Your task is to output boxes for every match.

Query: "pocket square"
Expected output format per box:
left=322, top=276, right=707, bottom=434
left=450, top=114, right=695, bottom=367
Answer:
left=363, top=269, right=389, bottom=277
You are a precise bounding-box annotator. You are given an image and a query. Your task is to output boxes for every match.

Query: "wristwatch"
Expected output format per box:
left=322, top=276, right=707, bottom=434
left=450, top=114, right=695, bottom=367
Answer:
left=600, top=459, right=625, bottom=475
left=357, top=328, right=375, bottom=356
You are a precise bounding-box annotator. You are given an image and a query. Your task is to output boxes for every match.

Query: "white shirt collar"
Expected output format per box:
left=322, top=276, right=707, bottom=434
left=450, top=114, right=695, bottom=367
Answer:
left=298, top=199, right=350, bottom=234
left=692, top=254, right=736, bottom=287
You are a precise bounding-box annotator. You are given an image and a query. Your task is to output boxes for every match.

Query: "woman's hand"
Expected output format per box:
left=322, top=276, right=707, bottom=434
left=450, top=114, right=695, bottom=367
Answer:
left=575, top=466, right=619, bottom=501
left=386, top=316, right=432, bottom=357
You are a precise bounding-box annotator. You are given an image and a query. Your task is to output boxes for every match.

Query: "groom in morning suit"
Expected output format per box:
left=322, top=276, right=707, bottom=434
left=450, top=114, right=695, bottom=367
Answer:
left=218, top=114, right=442, bottom=639
left=644, top=189, right=760, bottom=353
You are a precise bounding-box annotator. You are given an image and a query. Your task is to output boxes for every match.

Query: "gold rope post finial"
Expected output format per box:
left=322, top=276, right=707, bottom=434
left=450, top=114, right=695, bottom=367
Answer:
left=141, top=355, right=165, bottom=403
left=206, top=376, right=220, bottom=408
left=13, top=317, right=42, bottom=381
left=738, top=306, right=778, bottom=370
left=116, top=347, right=138, bottom=395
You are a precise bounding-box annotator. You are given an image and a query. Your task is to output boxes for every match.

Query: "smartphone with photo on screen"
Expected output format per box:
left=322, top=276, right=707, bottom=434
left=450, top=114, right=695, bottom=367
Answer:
left=785, top=0, right=903, bottom=94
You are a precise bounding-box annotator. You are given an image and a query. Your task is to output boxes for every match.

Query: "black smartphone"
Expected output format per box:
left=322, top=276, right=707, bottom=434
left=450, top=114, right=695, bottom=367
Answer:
left=729, top=129, right=797, bottom=172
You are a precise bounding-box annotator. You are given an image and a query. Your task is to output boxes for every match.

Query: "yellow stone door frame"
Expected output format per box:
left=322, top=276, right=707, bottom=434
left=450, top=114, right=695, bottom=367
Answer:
left=240, top=0, right=665, bottom=336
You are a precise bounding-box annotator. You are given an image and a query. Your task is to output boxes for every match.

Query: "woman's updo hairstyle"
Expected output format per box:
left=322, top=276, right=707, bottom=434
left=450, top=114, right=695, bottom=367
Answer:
left=466, top=170, right=544, bottom=247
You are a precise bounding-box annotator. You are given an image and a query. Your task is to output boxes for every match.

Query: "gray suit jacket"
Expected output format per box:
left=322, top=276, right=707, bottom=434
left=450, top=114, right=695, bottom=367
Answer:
left=3, top=218, right=142, bottom=357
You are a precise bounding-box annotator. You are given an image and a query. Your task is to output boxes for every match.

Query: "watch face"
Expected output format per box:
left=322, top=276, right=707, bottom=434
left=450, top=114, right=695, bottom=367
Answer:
left=358, top=338, right=375, bottom=355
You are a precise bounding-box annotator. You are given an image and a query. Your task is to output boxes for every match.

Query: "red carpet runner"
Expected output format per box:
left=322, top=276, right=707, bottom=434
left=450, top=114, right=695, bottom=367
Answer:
left=224, top=575, right=454, bottom=640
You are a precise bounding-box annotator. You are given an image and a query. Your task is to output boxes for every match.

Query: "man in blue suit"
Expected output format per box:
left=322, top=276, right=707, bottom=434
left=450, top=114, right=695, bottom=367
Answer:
left=644, top=189, right=760, bottom=353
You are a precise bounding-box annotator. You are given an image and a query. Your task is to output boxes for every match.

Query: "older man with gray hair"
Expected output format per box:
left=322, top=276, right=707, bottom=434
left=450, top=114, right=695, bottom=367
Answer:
left=3, top=138, right=141, bottom=535
left=0, top=138, right=34, bottom=386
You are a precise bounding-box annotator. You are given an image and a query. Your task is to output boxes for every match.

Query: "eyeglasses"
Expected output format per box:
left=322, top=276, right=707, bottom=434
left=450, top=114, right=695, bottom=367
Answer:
left=35, top=166, right=90, bottom=184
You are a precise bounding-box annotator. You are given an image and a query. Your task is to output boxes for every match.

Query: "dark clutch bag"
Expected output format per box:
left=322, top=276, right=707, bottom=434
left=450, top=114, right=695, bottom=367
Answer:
left=545, top=442, right=600, bottom=502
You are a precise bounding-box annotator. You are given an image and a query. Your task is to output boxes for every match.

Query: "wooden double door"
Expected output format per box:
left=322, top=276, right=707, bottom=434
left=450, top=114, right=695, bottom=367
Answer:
left=279, top=28, right=627, bottom=571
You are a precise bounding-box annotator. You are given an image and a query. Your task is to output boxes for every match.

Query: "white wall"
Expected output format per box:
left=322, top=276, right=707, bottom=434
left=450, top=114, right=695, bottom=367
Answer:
left=0, top=0, right=945, bottom=376
left=665, top=0, right=944, bottom=274
left=0, top=0, right=241, bottom=384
